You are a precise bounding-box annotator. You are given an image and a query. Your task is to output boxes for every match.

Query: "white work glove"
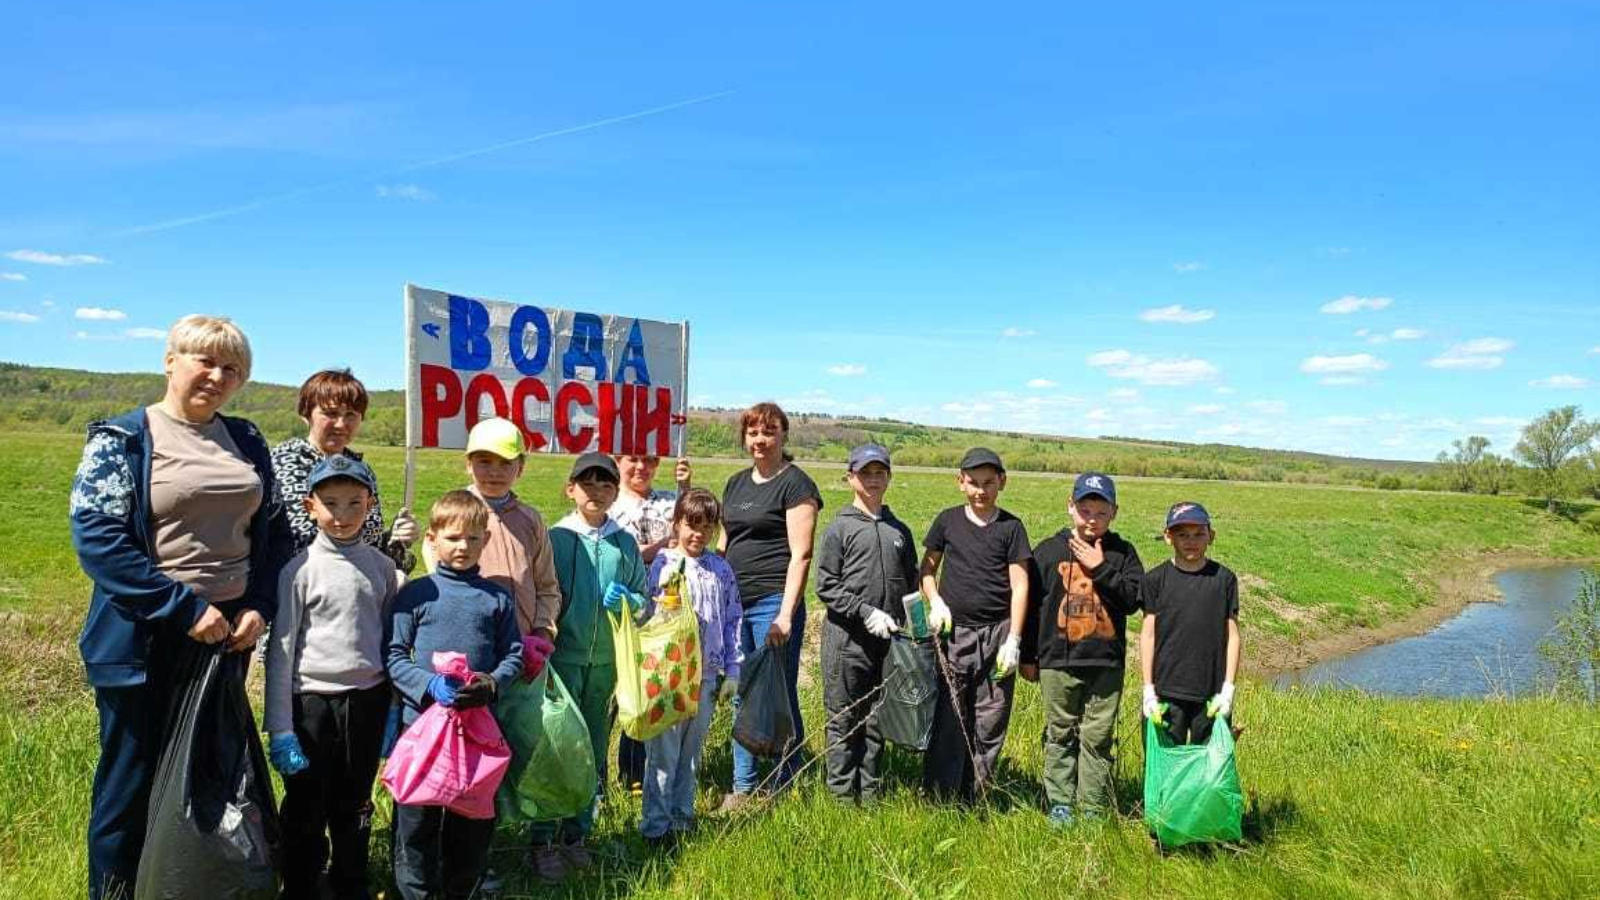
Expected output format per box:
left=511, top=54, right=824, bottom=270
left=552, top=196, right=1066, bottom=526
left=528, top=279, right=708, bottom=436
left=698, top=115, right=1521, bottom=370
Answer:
left=1142, top=684, right=1161, bottom=721
left=993, top=635, right=1020, bottom=679
left=927, top=596, right=953, bottom=636
left=1207, top=681, right=1236, bottom=720
left=389, top=507, right=420, bottom=546
left=862, top=608, right=899, bottom=639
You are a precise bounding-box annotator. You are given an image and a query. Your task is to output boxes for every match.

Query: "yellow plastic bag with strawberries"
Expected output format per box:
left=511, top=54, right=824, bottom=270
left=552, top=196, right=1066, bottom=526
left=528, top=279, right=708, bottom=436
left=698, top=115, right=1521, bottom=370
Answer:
left=610, top=601, right=702, bottom=742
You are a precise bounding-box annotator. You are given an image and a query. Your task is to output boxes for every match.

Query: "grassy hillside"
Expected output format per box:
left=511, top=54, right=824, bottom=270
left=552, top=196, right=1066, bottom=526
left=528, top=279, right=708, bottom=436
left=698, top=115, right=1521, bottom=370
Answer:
left=2, top=430, right=1599, bottom=898
left=3, top=361, right=1452, bottom=489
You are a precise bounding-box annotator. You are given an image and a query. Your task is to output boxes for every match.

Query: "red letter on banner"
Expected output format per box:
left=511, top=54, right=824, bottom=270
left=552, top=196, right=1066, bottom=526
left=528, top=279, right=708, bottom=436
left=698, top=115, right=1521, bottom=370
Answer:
left=596, top=382, right=633, bottom=455
left=510, top=377, right=550, bottom=452
left=419, top=364, right=463, bottom=448
left=554, top=381, right=595, bottom=452
left=463, top=374, right=509, bottom=430
left=635, top=386, right=673, bottom=456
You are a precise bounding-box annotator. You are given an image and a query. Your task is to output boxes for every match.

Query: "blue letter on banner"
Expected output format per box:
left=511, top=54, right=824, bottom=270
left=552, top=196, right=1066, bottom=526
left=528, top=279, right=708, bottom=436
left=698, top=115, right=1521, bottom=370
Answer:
left=562, top=312, right=608, bottom=379
left=509, top=305, right=553, bottom=376
left=449, top=295, right=492, bottom=371
left=613, top=319, right=652, bottom=384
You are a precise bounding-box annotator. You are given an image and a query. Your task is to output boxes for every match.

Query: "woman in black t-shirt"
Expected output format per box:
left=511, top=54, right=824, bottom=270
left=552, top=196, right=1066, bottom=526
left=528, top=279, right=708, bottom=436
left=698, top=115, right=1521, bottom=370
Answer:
left=717, top=402, right=822, bottom=808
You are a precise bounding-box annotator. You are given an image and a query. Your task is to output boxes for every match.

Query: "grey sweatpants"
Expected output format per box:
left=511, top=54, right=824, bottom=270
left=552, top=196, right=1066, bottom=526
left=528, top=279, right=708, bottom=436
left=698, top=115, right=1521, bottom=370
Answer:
left=822, top=617, right=890, bottom=802
left=921, top=619, right=1016, bottom=801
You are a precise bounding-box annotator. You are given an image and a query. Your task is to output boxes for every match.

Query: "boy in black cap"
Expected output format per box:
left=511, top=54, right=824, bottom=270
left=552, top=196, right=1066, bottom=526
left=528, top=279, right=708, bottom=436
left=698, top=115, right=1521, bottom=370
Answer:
left=919, top=447, right=1032, bottom=801
left=530, top=452, right=653, bottom=881
left=815, top=443, right=920, bottom=805
left=1139, top=502, right=1240, bottom=747
left=1020, top=472, right=1144, bottom=826
left=265, top=454, right=402, bottom=899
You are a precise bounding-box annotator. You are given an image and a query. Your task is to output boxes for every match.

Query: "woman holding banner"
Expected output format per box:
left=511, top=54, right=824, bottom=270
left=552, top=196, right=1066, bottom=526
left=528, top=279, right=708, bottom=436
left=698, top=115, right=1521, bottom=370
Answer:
left=717, top=402, right=822, bottom=811
left=70, top=314, right=292, bottom=899
left=270, top=368, right=419, bottom=572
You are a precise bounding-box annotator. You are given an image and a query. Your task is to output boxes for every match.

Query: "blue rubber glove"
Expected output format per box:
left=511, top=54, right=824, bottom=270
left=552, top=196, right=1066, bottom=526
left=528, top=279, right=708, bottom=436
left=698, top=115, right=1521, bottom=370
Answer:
left=603, top=580, right=632, bottom=614
left=268, top=733, right=309, bottom=776
left=428, top=673, right=461, bottom=707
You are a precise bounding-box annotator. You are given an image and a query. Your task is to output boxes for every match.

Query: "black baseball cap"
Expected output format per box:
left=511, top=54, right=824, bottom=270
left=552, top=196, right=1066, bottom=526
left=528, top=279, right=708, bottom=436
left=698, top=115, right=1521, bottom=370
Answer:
left=569, top=451, right=620, bottom=483
left=1165, top=501, right=1212, bottom=529
left=1072, top=472, right=1117, bottom=504
left=958, top=446, right=1005, bottom=473
left=847, top=443, right=892, bottom=472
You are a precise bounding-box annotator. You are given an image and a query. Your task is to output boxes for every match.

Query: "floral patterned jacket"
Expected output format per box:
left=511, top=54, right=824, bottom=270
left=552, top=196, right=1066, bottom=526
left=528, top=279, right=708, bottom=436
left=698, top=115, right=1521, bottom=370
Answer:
left=69, top=408, right=293, bottom=687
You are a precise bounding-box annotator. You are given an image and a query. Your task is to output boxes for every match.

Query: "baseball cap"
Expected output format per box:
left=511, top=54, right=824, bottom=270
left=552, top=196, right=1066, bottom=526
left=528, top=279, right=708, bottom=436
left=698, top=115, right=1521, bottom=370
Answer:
left=307, top=454, right=377, bottom=493
left=1072, top=471, right=1117, bottom=505
left=958, top=446, right=1005, bottom=473
left=847, top=443, right=892, bottom=472
left=569, top=451, right=620, bottom=483
left=465, top=417, right=526, bottom=461
left=1165, top=501, right=1212, bottom=529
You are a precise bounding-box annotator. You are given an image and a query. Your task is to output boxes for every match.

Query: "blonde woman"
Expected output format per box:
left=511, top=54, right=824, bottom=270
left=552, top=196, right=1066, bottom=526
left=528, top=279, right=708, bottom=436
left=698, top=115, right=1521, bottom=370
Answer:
left=70, top=314, right=291, bottom=899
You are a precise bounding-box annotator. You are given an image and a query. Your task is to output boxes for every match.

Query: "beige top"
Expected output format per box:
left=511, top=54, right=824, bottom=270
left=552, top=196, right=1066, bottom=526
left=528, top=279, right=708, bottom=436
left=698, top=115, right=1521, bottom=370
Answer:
left=146, top=404, right=263, bottom=603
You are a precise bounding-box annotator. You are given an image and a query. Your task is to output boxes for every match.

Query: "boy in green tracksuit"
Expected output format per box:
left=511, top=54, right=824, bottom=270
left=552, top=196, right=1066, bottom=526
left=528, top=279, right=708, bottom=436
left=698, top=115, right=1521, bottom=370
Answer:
left=530, top=452, right=651, bottom=883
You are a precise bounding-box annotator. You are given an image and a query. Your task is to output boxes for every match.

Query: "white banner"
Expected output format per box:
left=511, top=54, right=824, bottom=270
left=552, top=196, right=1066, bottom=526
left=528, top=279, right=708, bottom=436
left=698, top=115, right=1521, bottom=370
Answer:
left=405, top=284, right=689, bottom=456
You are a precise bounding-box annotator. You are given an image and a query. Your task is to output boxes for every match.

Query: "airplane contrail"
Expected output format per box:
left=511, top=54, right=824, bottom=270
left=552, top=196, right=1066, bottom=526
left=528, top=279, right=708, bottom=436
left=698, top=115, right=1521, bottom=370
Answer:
left=114, top=90, right=735, bottom=238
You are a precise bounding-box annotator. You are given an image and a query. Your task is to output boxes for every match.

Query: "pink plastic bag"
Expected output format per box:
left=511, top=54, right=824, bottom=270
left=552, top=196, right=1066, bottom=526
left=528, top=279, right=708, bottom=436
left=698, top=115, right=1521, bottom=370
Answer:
left=382, top=652, right=512, bottom=819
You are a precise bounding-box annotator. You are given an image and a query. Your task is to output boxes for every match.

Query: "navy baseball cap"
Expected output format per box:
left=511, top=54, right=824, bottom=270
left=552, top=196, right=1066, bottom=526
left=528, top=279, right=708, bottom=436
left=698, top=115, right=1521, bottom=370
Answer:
left=1165, top=501, right=1212, bottom=529
left=569, top=451, right=620, bottom=483
left=1072, top=471, right=1117, bottom=505
left=307, top=454, right=377, bottom=493
left=958, top=446, right=1005, bottom=473
left=847, top=443, right=892, bottom=472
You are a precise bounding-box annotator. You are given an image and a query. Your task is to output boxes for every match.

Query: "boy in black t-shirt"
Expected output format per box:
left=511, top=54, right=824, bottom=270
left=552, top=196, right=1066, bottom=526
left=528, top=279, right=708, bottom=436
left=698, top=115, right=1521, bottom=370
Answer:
left=1139, top=502, right=1241, bottom=746
left=1020, top=472, right=1144, bottom=826
left=919, top=447, right=1032, bottom=801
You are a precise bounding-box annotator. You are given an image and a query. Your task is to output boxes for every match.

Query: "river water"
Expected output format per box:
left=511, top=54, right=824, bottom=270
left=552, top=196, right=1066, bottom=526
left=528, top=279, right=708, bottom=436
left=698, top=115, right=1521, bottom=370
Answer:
left=1274, top=565, right=1590, bottom=698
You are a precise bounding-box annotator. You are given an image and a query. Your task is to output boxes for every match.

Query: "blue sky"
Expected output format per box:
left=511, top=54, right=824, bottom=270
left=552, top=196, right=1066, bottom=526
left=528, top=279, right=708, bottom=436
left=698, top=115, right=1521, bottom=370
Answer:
left=2, top=1, right=1596, bottom=461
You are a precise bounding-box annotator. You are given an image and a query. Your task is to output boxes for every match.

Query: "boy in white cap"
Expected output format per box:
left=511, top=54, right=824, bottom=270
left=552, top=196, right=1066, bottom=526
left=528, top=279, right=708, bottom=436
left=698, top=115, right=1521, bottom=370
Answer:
left=1139, top=502, right=1241, bottom=747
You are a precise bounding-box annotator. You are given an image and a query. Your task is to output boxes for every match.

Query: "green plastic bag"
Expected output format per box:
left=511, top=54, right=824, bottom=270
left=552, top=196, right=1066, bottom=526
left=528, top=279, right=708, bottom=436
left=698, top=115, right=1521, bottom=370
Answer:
left=1143, top=714, right=1243, bottom=848
left=494, top=667, right=596, bottom=823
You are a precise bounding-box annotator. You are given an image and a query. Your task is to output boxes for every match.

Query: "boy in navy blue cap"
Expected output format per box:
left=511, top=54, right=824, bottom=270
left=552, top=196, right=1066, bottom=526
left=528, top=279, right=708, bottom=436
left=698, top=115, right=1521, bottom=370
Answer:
left=265, top=454, right=402, bottom=899
left=919, top=447, right=1032, bottom=801
left=1139, top=502, right=1241, bottom=747
left=815, top=443, right=920, bottom=805
left=1020, top=472, right=1144, bottom=826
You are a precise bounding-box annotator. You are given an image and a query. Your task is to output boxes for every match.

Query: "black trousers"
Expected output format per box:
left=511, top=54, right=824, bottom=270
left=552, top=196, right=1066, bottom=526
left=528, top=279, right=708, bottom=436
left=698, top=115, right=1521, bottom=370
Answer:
left=279, top=684, right=391, bottom=900
left=392, top=805, right=496, bottom=900
left=1157, top=697, right=1216, bottom=746
left=922, top=619, right=1016, bottom=801
left=822, top=617, right=889, bottom=802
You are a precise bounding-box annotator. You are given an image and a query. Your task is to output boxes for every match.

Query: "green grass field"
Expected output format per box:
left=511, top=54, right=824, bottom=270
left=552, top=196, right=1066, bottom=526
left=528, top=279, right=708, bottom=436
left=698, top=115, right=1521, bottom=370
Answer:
left=2, top=430, right=1598, bottom=898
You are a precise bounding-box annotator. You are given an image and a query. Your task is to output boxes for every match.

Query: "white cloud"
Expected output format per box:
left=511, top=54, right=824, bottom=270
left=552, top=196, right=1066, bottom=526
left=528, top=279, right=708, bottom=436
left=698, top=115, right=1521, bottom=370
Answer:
left=825, top=363, right=867, bottom=377
left=75, top=306, right=127, bottom=321
left=1026, top=378, right=1058, bottom=389
left=74, top=326, right=170, bottom=342
left=1213, top=386, right=1237, bottom=395
left=1475, top=416, right=1525, bottom=427
left=941, top=401, right=995, bottom=414
left=1428, top=338, right=1513, bottom=370
left=1187, top=403, right=1225, bottom=414
left=1299, top=353, right=1389, bottom=375
left=1085, top=408, right=1114, bottom=422
left=1173, top=261, right=1206, bottom=273
left=1320, top=415, right=1371, bottom=427
left=1001, top=327, right=1036, bottom=338
left=1590, top=345, right=1600, bottom=355
left=1248, top=400, right=1289, bottom=414
left=0, top=310, right=41, bottom=323
left=1389, top=327, right=1427, bottom=340
left=1108, top=388, right=1141, bottom=401
left=1139, top=304, right=1215, bottom=324
left=1087, top=349, right=1219, bottom=386
left=1320, top=247, right=1353, bottom=257
left=375, top=183, right=437, bottom=202
left=6, top=248, right=108, bottom=266
left=0, top=272, right=25, bottom=282
left=1320, top=295, right=1392, bottom=314
left=125, top=327, right=165, bottom=340
left=1529, top=374, right=1590, bottom=389
left=1319, top=376, right=1368, bottom=386
left=1200, top=423, right=1244, bottom=437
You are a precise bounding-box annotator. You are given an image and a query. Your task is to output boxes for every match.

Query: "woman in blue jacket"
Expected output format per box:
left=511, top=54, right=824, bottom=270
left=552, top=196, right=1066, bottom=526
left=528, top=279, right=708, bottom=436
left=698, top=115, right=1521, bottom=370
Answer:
left=70, top=314, right=291, bottom=900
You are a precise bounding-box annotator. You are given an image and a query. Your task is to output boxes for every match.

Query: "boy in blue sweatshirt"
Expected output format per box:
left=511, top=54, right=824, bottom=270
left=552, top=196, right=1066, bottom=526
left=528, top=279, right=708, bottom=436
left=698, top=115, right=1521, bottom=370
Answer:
left=386, top=490, right=523, bottom=900
left=529, top=452, right=652, bottom=883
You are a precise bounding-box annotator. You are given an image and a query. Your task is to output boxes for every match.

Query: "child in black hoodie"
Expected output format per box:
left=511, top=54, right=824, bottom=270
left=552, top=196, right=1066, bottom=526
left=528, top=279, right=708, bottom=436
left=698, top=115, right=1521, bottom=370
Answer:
left=1020, top=472, right=1144, bottom=826
left=815, top=444, right=920, bottom=805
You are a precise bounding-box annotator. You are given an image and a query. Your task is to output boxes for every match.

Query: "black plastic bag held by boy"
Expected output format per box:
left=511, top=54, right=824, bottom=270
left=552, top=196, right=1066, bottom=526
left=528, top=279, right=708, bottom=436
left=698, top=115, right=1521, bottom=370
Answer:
left=878, top=635, right=938, bottom=751
left=135, top=642, right=280, bottom=900
left=732, top=645, right=795, bottom=758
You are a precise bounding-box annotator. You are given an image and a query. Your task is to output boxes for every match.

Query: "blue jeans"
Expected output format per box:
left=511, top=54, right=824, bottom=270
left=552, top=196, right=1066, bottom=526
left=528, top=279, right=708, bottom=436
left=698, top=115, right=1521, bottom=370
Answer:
left=641, top=673, right=719, bottom=837
left=731, top=593, right=806, bottom=793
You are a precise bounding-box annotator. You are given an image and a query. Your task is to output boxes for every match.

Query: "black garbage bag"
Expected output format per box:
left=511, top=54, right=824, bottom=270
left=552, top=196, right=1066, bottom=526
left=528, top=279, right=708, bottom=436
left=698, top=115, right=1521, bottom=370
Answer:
left=878, top=635, right=938, bottom=751
left=732, top=645, right=795, bottom=758
left=135, top=642, right=280, bottom=900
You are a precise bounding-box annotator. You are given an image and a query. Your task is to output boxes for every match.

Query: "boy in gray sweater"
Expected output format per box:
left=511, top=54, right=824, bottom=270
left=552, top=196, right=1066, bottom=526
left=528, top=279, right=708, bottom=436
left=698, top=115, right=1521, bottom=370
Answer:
left=265, top=455, right=401, bottom=900
left=815, top=444, right=920, bottom=805
left=386, top=490, right=524, bottom=900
